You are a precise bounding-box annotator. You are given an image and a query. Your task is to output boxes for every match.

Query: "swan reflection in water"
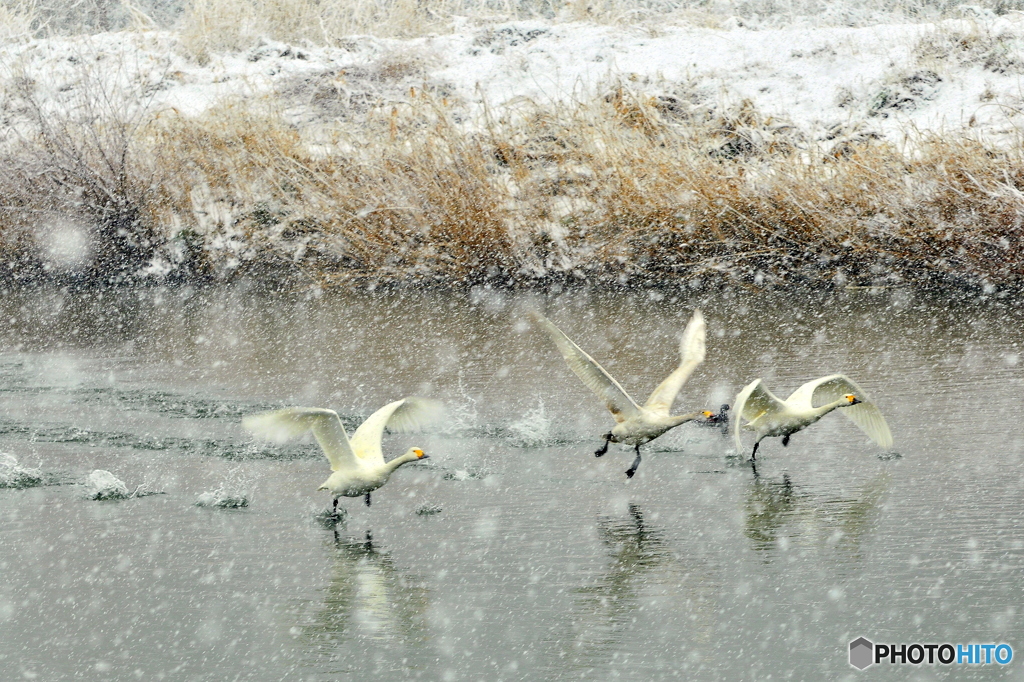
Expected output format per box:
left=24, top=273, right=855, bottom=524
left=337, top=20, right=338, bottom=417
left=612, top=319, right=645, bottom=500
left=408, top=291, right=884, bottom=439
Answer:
left=556, top=504, right=718, bottom=675
left=296, top=528, right=431, bottom=673
left=744, top=471, right=891, bottom=561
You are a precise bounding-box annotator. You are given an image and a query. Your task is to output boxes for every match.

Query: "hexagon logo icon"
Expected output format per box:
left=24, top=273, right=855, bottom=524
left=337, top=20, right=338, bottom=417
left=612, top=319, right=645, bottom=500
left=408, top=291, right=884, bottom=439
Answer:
left=849, top=637, right=874, bottom=670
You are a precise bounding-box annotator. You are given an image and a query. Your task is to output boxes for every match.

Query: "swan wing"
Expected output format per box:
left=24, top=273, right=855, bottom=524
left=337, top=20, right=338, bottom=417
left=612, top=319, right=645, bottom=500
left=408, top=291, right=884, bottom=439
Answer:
left=530, top=312, right=639, bottom=423
left=644, top=309, right=706, bottom=415
left=731, top=379, right=786, bottom=452
left=792, top=374, right=893, bottom=448
left=243, top=407, right=357, bottom=472
left=350, top=397, right=444, bottom=465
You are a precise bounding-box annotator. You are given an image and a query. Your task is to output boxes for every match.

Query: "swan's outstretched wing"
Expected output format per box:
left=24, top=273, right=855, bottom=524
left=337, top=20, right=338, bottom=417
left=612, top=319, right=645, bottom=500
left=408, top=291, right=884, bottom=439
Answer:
left=530, top=312, right=639, bottom=423
left=732, top=379, right=787, bottom=452
left=790, top=374, right=893, bottom=448
left=644, top=309, right=706, bottom=415
left=350, top=398, right=444, bottom=465
left=243, top=407, right=357, bottom=472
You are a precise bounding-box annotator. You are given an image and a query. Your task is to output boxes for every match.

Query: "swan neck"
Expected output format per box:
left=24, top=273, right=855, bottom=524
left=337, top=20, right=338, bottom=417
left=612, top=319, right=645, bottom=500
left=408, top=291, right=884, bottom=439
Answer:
left=385, top=452, right=418, bottom=474
left=669, top=411, right=703, bottom=426
left=814, top=399, right=849, bottom=418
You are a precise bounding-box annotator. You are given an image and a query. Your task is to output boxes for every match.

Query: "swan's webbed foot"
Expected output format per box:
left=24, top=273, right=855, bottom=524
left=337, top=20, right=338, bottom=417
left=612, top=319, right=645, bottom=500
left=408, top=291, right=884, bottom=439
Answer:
left=364, top=493, right=371, bottom=507
left=625, top=446, right=642, bottom=479
left=781, top=434, right=790, bottom=447
left=595, top=433, right=612, bottom=458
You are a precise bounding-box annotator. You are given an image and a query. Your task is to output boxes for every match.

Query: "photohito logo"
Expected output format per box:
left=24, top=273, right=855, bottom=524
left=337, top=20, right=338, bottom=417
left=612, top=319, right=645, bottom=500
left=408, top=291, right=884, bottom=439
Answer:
left=849, top=637, right=1012, bottom=670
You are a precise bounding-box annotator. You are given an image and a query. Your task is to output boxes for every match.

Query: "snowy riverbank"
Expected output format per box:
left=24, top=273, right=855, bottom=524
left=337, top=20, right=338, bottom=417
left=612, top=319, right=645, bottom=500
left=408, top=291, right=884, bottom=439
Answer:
left=3, top=10, right=1024, bottom=288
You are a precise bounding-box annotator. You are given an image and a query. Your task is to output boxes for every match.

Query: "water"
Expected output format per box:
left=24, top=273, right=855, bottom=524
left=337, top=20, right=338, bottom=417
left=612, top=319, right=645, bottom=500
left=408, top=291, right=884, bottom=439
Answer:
left=0, top=284, right=1021, bottom=680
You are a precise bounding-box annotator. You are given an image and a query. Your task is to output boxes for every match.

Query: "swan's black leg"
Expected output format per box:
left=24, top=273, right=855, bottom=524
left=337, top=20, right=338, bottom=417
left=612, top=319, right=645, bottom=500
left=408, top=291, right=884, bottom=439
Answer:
left=595, top=433, right=612, bottom=457
left=333, top=497, right=339, bottom=514
left=751, top=458, right=759, bottom=478
left=364, top=529, right=373, bottom=550
left=364, top=492, right=371, bottom=507
left=625, top=445, right=642, bottom=479
left=750, top=441, right=760, bottom=461
left=782, top=434, right=790, bottom=447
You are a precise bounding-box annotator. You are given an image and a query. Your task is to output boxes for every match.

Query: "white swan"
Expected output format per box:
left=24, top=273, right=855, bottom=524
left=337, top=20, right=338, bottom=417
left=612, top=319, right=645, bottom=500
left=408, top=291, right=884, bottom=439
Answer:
left=732, top=374, right=893, bottom=461
left=243, top=398, right=441, bottom=510
left=532, top=309, right=707, bottom=478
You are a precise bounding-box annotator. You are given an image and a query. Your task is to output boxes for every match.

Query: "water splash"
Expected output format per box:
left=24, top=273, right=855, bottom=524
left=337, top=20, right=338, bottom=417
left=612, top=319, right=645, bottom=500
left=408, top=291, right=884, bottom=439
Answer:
left=0, top=453, right=43, bottom=488
left=507, top=403, right=553, bottom=448
left=83, top=470, right=165, bottom=500
left=83, top=470, right=130, bottom=500
left=442, top=468, right=489, bottom=481
left=195, top=487, right=250, bottom=508
left=195, top=468, right=255, bottom=508
left=436, top=389, right=481, bottom=438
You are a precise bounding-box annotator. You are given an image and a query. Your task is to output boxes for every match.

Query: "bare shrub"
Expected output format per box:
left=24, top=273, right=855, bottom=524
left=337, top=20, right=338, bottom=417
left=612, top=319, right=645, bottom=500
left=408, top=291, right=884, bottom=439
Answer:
left=147, top=94, right=514, bottom=284
left=0, top=57, right=161, bottom=282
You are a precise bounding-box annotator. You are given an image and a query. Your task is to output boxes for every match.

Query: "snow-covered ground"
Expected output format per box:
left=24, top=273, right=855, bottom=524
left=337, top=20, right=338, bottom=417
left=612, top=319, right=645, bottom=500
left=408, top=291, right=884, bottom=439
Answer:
left=4, top=11, right=1024, bottom=146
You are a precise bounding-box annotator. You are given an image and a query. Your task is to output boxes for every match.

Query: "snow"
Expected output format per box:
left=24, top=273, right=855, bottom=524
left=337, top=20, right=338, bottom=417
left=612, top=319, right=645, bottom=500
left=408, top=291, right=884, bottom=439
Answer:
left=4, top=12, right=1024, bottom=146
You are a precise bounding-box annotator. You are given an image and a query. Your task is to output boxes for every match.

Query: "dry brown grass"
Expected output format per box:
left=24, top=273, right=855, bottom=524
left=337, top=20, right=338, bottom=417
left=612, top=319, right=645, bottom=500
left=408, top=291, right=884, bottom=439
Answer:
left=2, top=76, right=1024, bottom=289
left=145, top=95, right=514, bottom=284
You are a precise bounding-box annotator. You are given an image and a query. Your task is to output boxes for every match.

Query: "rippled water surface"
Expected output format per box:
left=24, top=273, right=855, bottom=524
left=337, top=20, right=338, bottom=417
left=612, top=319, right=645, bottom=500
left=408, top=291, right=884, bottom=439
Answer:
left=0, top=285, right=1022, bottom=680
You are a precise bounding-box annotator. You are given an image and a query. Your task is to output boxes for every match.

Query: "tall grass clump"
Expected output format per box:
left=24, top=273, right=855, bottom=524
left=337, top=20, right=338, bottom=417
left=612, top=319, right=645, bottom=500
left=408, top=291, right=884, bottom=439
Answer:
left=0, top=0, right=37, bottom=41
left=146, top=94, right=513, bottom=284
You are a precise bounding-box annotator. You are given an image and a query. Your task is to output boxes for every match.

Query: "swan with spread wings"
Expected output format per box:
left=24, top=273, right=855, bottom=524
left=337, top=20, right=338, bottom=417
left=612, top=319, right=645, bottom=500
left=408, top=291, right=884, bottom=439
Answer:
left=732, top=374, right=892, bottom=461
left=244, top=398, right=441, bottom=510
left=532, top=309, right=708, bottom=478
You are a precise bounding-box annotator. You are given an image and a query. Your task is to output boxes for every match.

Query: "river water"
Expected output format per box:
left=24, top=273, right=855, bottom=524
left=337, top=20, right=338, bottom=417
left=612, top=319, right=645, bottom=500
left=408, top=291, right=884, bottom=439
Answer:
left=0, top=284, right=1021, bottom=680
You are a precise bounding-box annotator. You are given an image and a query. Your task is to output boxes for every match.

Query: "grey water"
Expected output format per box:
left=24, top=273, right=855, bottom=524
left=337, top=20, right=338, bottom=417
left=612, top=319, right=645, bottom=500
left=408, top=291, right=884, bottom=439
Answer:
left=0, top=284, right=1022, bottom=681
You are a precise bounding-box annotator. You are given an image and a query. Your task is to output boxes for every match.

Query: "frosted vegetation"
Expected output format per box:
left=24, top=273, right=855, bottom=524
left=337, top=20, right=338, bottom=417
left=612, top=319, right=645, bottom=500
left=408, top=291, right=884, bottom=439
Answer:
left=2, top=0, right=1024, bottom=288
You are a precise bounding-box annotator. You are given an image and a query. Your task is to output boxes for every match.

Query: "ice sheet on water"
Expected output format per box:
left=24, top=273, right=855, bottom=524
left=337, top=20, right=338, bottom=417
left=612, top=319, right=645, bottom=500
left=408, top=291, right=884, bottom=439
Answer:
left=0, top=453, right=43, bottom=488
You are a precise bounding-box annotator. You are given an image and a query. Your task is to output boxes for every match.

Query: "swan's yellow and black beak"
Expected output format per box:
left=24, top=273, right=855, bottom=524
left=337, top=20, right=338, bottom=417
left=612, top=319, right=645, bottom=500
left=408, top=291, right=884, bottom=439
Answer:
left=845, top=394, right=862, bottom=405
left=413, top=448, right=429, bottom=459
left=702, top=410, right=714, bottom=418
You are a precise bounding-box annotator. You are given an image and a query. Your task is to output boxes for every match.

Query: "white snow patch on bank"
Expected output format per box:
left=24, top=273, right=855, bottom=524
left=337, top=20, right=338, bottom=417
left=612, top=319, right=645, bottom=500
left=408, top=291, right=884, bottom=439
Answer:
left=2, top=13, right=1024, bottom=144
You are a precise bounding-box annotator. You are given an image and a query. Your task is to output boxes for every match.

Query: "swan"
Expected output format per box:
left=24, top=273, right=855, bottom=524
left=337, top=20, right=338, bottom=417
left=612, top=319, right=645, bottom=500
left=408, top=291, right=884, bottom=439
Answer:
left=531, top=309, right=707, bottom=478
left=243, top=398, right=440, bottom=511
left=732, top=374, right=892, bottom=461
